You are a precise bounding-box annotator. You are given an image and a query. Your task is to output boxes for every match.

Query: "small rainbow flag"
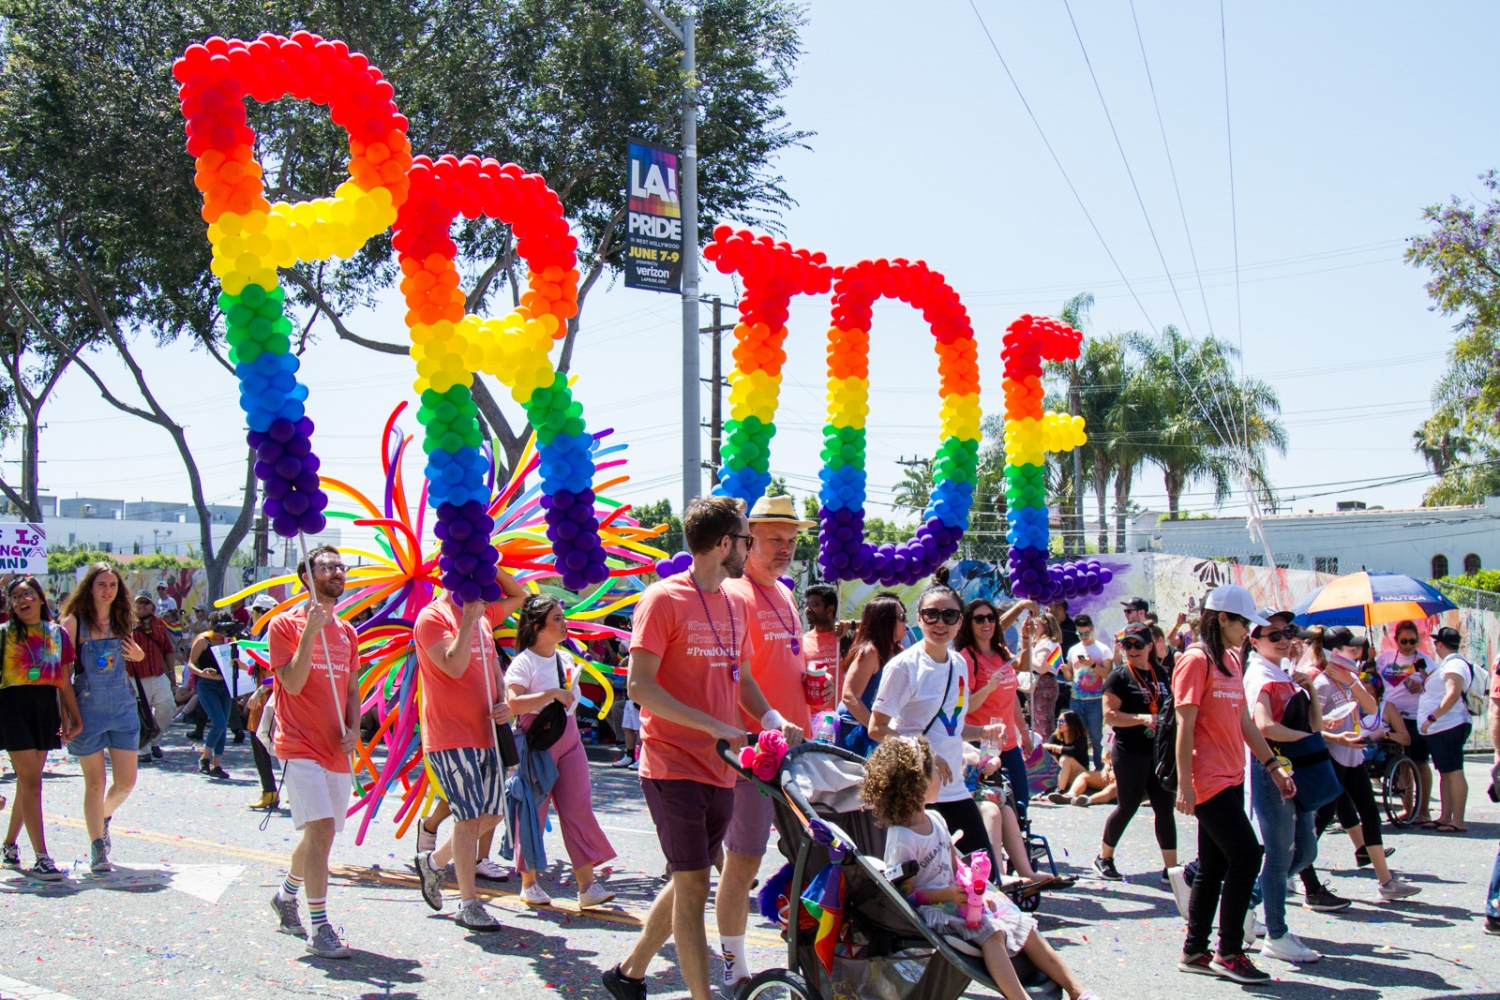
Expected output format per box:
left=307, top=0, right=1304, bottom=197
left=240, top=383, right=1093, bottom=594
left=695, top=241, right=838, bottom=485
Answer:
left=801, top=862, right=844, bottom=973
left=162, top=620, right=183, bottom=636
left=1045, top=645, right=1063, bottom=672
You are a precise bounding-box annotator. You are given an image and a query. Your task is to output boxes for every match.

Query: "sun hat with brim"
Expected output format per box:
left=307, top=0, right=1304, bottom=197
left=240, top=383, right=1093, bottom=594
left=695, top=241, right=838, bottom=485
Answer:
left=747, top=494, right=816, bottom=530
left=1204, top=584, right=1270, bottom=627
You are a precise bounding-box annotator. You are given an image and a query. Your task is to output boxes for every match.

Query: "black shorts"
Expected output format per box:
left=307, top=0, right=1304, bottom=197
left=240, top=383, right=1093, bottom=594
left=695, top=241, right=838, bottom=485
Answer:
left=641, top=777, right=734, bottom=873
left=0, top=685, right=61, bottom=753
left=1400, top=717, right=1430, bottom=765
left=1426, top=723, right=1472, bottom=774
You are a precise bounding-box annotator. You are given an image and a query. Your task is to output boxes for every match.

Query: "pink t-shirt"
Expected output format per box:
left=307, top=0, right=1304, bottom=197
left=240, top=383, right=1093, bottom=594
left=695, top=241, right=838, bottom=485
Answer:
left=962, top=648, right=1019, bottom=750
left=414, top=601, right=509, bottom=753
left=726, top=578, right=811, bottom=735
left=630, top=574, right=755, bottom=788
left=1173, top=645, right=1247, bottom=804
left=268, top=607, right=358, bottom=773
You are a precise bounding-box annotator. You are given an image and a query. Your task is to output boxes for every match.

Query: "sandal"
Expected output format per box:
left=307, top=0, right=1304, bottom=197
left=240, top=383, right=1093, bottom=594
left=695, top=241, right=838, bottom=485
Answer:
left=1434, top=823, right=1467, bottom=833
left=1420, top=820, right=1442, bottom=830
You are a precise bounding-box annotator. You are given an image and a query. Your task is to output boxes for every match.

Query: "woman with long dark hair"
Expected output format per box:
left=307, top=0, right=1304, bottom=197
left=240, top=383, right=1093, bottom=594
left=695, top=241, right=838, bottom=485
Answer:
left=187, top=613, right=240, bottom=780
left=955, top=598, right=1034, bottom=814
left=0, top=576, right=81, bottom=880
left=1092, top=622, right=1176, bottom=882
left=836, top=593, right=907, bottom=757
left=60, top=563, right=146, bottom=873
left=1173, top=586, right=1292, bottom=985
left=505, top=593, right=616, bottom=909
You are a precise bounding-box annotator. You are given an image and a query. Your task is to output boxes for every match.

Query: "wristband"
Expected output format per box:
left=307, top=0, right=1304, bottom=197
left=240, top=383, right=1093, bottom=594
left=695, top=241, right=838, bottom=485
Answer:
left=761, top=709, right=788, bottom=731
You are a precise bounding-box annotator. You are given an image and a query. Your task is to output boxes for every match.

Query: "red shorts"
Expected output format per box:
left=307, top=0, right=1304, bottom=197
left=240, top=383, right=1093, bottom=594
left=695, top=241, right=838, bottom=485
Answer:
left=640, top=776, right=734, bottom=873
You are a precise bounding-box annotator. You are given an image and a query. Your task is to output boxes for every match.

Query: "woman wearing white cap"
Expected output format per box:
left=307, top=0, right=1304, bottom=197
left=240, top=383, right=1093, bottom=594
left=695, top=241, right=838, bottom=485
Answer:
left=1173, top=585, right=1294, bottom=985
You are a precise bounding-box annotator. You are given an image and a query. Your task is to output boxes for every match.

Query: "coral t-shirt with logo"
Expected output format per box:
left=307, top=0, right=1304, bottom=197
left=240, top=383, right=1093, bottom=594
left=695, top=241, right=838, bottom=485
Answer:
left=1173, top=645, right=1247, bottom=804
left=726, top=578, right=810, bottom=735
left=414, top=600, right=510, bottom=753
left=631, top=574, right=755, bottom=788
left=268, top=607, right=358, bottom=773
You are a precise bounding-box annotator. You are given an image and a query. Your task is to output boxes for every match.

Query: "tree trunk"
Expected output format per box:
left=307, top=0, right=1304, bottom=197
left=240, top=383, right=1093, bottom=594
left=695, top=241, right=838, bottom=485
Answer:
left=200, top=448, right=259, bottom=600
left=1092, top=454, right=1110, bottom=555
left=1165, top=468, right=1182, bottom=520
left=1113, top=465, right=1133, bottom=554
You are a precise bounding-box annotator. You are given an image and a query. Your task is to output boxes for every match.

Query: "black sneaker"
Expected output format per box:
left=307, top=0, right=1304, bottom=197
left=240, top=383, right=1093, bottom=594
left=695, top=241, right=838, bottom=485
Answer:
left=1161, top=868, right=1170, bottom=886
left=602, top=964, right=647, bottom=1000
left=198, top=757, right=210, bottom=774
left=1486, top=916, right=1500, bottom=936
left=151, top=745, right=163, bottom=760
left=2, top=842, right=20, bottom=869
left=26, top=856, right=64, bottom=882
left=209, top=765, right=231, bottom=780
left=188, top=729, right=204, bottom=741
left=1304, top=887, right=1352, bottom=912
left=1212, top=952, right=1271, bottom=983
left=1178, top=952, right=1216, bottom=976
left=1092, top=855, right=1123, bottom=881
left=1355, top=846, right=1394, bottom=868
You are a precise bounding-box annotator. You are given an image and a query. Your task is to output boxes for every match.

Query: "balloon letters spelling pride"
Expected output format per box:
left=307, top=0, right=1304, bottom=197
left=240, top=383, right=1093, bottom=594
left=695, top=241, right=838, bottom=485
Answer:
left=704, top=229, right=981, bottom=585
left=1001, top=315, right=1110, bottom=602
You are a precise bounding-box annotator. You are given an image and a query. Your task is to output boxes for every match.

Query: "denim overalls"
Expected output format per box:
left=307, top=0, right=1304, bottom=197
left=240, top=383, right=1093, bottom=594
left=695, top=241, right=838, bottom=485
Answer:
left=67, top=627, right=140, bottom=757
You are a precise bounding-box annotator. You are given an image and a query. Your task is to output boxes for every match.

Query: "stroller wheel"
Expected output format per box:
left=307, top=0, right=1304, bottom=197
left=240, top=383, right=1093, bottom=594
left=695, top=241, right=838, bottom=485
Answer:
left=1019, top=890, right=1041, bottom=913
left=736, top=969, right=816, bottom=1000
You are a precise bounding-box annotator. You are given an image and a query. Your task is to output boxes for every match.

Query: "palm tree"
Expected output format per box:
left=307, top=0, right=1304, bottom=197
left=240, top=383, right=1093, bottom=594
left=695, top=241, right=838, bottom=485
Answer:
left=1052, top=293, right=1094, bottom=555
left=1413, top=408, right=1470, bottom=476
left=1072, top=335, right=1128, bottom=552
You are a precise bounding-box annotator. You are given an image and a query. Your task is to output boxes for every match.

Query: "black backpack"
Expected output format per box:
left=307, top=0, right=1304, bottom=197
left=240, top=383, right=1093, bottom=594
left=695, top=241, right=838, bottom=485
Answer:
left=1151, top=673, right=1179, bottom=794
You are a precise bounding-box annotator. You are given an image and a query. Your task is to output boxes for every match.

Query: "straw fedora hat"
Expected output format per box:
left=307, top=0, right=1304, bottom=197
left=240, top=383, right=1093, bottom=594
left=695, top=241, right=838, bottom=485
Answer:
left=747, top=494, right=816, bottom=530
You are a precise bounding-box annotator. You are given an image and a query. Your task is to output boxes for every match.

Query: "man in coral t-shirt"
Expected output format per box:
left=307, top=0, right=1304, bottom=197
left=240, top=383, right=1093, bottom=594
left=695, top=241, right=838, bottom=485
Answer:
left=603, top=496, right=800, bottom=1000
left=411, top=566, right=526, bottom=933
left=265, top=545, right=362, bottom=959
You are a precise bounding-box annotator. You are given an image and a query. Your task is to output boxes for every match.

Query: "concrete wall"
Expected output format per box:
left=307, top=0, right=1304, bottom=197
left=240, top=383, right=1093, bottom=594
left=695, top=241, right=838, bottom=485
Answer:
left=0, top=515, right=339, bottom=559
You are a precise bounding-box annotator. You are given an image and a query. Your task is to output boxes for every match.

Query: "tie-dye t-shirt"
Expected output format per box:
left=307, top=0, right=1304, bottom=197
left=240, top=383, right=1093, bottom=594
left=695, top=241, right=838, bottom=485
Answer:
left=0, top=622, right=75, bottom=689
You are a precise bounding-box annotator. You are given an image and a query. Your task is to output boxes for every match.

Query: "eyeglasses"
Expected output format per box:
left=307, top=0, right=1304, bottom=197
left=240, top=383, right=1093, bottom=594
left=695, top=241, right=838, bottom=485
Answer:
left=728, top=533, right=753, bottom=547
left=971, top=613, right=997, bottom=625
left=1120, top=639, right=1147, bottom=651
left=1258, top=628, right=1298, bottom=643
left=919, top=607, right=962, bottom=626
left=315, top=562, right=348, bottom=575
left=1225, top=613, right=1249, bottom=626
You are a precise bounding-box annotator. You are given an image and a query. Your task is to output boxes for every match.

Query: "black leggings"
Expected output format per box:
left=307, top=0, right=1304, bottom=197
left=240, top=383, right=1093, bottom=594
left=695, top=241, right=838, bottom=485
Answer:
left=1185, top=783, right=1262, bottom=958
left=250, top=732, right=277, bottom=794
left=933, top=797, right=999, bottom=884
left=1102, top=745, right=1177, bottom=852
left=1313, top=760, right=1382, bottom=846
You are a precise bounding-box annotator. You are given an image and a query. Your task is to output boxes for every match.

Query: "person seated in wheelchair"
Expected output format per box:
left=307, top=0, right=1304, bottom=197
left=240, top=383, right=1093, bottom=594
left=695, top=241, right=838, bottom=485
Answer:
left=962, top=743, right=1077, bottom=892
left=866, top=736, right=1101, bottom=1000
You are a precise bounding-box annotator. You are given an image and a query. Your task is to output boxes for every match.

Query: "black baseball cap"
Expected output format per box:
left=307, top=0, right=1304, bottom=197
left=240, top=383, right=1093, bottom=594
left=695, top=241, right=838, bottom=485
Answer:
left=1321, top=626, right=1357, bottom=649
left=1119, top=622, right=1153, bottom=645
left=1433, top=626, right=1461, bottom=648
left=1121, top=597, right=1149, bottom=611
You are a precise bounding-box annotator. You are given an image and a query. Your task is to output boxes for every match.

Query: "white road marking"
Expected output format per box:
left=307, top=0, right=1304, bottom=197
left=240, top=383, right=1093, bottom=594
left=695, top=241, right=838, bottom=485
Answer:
left=0, top=972, right=79, bottom=1000
left=0, top=863, right=243, bottom=903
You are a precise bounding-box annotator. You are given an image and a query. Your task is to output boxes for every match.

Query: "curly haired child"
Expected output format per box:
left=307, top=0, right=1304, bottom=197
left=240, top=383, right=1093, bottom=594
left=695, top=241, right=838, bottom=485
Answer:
left=862, top=736, right=1100, bottom=1000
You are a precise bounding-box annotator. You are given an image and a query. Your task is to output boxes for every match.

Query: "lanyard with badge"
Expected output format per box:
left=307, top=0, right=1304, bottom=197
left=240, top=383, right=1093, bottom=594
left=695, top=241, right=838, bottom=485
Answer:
left=691, top=575, right=741, bottom=680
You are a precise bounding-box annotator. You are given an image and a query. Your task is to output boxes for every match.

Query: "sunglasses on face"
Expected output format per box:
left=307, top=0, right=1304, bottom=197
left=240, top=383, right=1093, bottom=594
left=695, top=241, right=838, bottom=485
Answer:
left=919, top=607, right=962, bottom=626
left=1258, top=628, right=1297, bottom=643
left=1398, top=637, right=1418, bottom=646
left=1120, top=639, right=1147, bottom=651
left=1225, top=613, right=1249, bottom=626
left=971, top=613, right=997, bottom=625
left=896, top=612, right=908, bottom=622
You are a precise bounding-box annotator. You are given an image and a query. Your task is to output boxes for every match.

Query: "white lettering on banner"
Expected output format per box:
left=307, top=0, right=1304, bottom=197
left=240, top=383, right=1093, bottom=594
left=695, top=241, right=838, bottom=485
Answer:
left=628, top=211, right=683, bottom=240
left=630, top=161, right=678, bottom=203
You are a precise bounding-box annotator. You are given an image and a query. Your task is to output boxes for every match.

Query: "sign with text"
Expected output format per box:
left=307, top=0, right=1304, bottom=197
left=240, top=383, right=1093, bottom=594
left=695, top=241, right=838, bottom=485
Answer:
left=624, top=139, right=683, bottom=293
left=0, top=524, right=45, bottom=573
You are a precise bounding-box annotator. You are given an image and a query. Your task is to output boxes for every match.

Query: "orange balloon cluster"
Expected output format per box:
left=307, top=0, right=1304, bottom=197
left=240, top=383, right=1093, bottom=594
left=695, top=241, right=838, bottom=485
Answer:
left=1002, top=373, right=1045, bottom=421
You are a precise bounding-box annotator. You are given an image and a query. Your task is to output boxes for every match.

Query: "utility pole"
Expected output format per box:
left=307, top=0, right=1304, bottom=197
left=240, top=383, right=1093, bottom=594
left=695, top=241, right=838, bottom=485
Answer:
left=700, top=296, right=735, bottom=471
left=643, top=0, right=701, bottom=513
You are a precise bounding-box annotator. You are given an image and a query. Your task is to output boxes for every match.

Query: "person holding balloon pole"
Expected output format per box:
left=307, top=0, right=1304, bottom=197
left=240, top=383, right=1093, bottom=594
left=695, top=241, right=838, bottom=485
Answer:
left=265, top=545, right=361, bottom=959
left=413, top=565, right=527, bottom=932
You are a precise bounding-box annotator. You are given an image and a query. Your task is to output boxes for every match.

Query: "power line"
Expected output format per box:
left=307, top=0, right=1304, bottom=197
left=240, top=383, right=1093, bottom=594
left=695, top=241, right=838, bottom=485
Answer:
left=966, top=0, right=1158, bottom=333
left=1220, top=0, right=1251, bottom=456
left=1129, top=0, right=1215, bottom=337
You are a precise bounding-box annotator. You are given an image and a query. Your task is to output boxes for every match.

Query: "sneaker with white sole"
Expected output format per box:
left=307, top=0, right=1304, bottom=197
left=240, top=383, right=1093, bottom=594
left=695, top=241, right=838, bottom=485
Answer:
left=1167, top=866, right=1191, bottom=922
left=306, top=923, right=352, bottom=958
left=89, top=839, right=111, bottom=873
left=1242, top=908, right=1263, bottom=947
left=611, top=755, right=633, bottom=769
left=578, top=882, right=616, bottom=908
left=416, top=851, right=444, bottom=912
left=1260, top=932, right=1320, bottom=963
left=1, top=842, right=19, bottom=870
left=627, top=757, right=639, bottom=770
left=270, top=893, right=307, bottom=937
left=456, top=899, right=502, bottom=932
left=1213, top=952, right=1271, bottom=983
left=27, top=856, right=64, bottom=882
left=520, top=881, right=552, bottom=907
left=1378, top=876, right=1422, bottom=901
left=475, top=859, right=510, bottom=881
left=1303, top=887, right=1352, bottom=912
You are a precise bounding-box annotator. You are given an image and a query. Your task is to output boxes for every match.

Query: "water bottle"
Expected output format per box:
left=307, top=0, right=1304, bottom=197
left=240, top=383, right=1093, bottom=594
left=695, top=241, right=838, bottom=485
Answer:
left=812, top=711, right=839, bottom=744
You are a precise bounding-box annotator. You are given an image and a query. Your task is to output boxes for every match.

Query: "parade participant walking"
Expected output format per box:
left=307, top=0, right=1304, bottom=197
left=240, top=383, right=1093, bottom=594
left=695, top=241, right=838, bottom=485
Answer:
left=869, top=584, right=1007, bottom=877
left=0, top=576, right=80, bottom=881
left=1093, top=622, right=1176, bottom=882
left=412, top=564, right=527, bottom=931
left=1026, top=613, right=1064, bottom=746
left=837, top=594, right=907, bottom=757
left=1418, top=626, right=1473, bottom=833
left=715, top=494, right=819, bottom=991
left=602, top=496, right=801, bottom=1000
left=1377, top=620, right=1436, bottom=822
left=956, top=598, right=1034, bottom=815
left=1065, top=614, right=1110, bottom=769
left=61, top=564, right=147, bottom=873
left=802, top=583, right=842, bottom=712
left=1174, top=585, right=1293, bottom=984
left=187, top=613, right=240, bottom=779
left=130, top=592, right=177, bottom=764
left=266, top=545, right=362, bottom=958
left=505, top=593, right=616, bottom=909
left=1242, top=608, right=1325, bottom=964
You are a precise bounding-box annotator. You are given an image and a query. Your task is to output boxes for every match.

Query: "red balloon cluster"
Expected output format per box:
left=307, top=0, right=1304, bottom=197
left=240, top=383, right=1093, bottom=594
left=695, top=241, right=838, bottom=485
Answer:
left=1001, top=314, right=1084, bottom=380
left=831, top=259, right=974, bottom=347
left=704, top=225, right=835, bottom=330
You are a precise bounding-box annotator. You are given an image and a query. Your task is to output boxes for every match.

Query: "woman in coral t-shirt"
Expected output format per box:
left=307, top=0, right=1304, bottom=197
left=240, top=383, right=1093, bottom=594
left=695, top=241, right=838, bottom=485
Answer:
left=1172, top=585, right=1294, bottom=985
left=955, top=597, right=1035, bottom=815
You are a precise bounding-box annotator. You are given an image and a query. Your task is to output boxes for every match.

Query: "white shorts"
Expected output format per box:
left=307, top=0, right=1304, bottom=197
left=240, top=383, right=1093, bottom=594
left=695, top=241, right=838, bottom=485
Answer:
left=622, top=700, right=641, bottom=730
left=284, top=759, right=353, bottom=833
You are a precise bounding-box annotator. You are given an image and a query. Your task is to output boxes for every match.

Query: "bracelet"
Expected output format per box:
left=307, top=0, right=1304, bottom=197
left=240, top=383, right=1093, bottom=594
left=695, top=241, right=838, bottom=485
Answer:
left=1267, top=754, right=1292, bottom=774
left=761, top=708, right=788, bottom=731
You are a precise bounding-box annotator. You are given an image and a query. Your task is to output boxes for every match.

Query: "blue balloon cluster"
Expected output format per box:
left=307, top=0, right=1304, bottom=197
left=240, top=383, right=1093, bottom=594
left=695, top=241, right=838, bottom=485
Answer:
left=237, top=352, right=309, bottom=431
left=251, top=417, right=328, bottom=538
left=817, top=464, right=867, bottom=511
left=1006, top=507, right=1049, bottom=550
left=929, top=478, right=973, bottom=529
left=716, top=464, right=772, bottom=505
left=434, top=500, right=502, bottom=605
left=539, top=431, right=595, bottom=495
left=425, top=446, right=489, bottom=507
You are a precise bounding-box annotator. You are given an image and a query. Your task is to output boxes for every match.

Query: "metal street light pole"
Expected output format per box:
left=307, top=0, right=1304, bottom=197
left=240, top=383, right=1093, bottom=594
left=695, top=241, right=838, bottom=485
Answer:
left=643, top=0, right=701, bottom=513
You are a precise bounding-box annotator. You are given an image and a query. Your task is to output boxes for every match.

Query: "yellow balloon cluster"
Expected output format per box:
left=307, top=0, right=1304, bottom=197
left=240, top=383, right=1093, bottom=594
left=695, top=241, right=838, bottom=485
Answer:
left=728, top=367, right=782, bottom=425
left=1004, top=412, right=1087, bottom=467
left=207, top=181, right=397, bottom=296
left=939, top=392, right=981, bottom=441
left=825, top=376, right=870, bottom=430
left=408, top=311, right=561, bottom=400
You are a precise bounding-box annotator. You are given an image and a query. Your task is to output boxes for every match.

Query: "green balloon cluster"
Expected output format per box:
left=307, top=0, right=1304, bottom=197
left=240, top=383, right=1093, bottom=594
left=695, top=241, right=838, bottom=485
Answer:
left=935, top=437, right=979, bottom=485
left=417, top=384, right=482, bottom=455
left=1004, top=463, right=1046, bottom=506
left=821, top=425, right=866, bottom=470
left=222, top=283, right=293, bottom=365
left=724, top=416, right=775, bottom=474
left=524, top=373, right=587, bottom=446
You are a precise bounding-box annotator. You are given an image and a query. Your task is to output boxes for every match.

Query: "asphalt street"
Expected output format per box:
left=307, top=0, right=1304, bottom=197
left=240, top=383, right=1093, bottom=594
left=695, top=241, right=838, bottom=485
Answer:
left=0, top=723, right=1498, bottom=1000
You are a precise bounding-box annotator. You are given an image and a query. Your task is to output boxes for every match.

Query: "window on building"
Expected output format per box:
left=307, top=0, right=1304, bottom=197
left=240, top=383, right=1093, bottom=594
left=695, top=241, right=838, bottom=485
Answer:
left=1315, top=556, right=1339, bottom=574
left=1464, top=553, right=1482, bottom=575
left=1432, top=554, right=1449, bottom=579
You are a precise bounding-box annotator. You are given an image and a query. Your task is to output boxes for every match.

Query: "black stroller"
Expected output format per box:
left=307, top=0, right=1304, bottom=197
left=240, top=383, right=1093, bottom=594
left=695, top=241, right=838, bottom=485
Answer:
left=721, top=740, right=1062, bottom=1000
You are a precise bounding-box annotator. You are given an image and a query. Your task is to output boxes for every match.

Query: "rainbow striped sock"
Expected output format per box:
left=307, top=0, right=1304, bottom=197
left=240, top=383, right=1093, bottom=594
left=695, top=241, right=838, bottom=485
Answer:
left=278, top=872, right=302, bottom=901
left=307, top=896, right=328, bottom=929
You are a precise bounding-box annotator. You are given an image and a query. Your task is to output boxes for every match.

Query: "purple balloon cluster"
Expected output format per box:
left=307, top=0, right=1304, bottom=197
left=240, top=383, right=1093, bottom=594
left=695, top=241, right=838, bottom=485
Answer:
left=818, top=509, right=960, bottom=586
left=1007, top=554, right=1112, bottom=605
left=653, top=550, right=693, bottom=578
left=541, top=487, right=610, bottom=592
left=250, top=417, right=328, bottom=538
left=434, top=500, right=502, bottom=605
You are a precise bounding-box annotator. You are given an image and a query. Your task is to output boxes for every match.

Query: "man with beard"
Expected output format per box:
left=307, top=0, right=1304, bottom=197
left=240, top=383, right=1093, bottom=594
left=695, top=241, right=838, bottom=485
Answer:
left=265, top=545, right=362, bottom=959
left=602, top=496, right=800, bottom=1000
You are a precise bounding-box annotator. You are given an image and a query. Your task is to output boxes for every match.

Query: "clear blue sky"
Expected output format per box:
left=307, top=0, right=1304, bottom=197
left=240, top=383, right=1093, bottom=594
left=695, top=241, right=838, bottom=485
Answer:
left=29, top=0, right=1500, bottom=545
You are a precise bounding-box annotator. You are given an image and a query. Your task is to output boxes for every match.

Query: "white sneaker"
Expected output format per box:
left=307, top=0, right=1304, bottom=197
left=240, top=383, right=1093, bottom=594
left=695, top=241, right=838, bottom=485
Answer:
left=520, top=881, right=552, bottom=907
left=1167, top=866, right=1191, bottom=922
left=416, top=822, right=437, bottom=855
left=578, top=882, right=616, bottom=908
left=1242, top=907, right=1265, bottom=948
left=1260, top=931, right=1320, bottom=963
left=1287, top=876, right=1300, bottom=896
left=475, top=859, right=509, bottom=881
left=1378, top=876, right=1422, bottom=901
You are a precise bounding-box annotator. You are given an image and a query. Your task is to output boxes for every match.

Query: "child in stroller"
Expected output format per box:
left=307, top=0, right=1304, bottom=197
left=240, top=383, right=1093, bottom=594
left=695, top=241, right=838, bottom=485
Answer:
left=864, top=737, right=1101, bottom=1000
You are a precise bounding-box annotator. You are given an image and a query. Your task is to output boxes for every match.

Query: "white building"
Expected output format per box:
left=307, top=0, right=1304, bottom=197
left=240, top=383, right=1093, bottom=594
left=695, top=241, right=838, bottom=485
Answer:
left=1154, top=497, right=1500, bottom=580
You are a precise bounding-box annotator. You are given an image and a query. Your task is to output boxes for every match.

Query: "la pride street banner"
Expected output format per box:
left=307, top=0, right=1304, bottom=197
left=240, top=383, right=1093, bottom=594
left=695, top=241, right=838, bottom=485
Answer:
left=624, top=139, right=683, bottom=293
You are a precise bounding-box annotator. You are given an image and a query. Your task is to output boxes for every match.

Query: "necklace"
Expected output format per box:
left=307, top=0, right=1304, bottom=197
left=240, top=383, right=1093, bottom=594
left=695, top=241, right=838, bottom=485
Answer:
left=689, top=574, right=740, bottom=681
left=750, top=578, right=800, bottom=656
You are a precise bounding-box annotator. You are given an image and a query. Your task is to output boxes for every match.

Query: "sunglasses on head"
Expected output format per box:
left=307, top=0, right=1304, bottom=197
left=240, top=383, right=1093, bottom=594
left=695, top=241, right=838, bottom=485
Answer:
left=919, top=607, right=962, bottom=626
left=1119, top=639, right=1147, bottom=651
left=971, top=613, right=997, bottom=625
left=1257, top=628, right=1298, bottom=643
